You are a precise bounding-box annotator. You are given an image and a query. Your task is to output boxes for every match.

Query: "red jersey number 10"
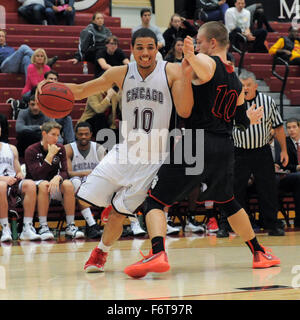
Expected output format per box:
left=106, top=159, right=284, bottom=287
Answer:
left=212, top=85, right=238, bottom=122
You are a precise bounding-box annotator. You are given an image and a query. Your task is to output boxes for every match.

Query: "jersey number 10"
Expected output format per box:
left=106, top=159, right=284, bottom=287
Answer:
left=133, top=108, right=154, bottom=133
left=212, top=85, right=238, bottom=122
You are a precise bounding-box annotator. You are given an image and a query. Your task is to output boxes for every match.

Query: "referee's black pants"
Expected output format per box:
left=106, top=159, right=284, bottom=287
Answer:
left=233, top=145, right=278, bottom=230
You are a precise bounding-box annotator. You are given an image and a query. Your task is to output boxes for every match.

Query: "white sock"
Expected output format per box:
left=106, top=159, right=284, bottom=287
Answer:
left=81, top=208, right=96, bottom=226
left=0, top=218, right=9, bottom=227
left=39, top=216, right=48, bottom=226
left=97, top=238, right=111, bottom=253
left=23, top=217, right=33, bottom=225
left=66, top=215, right=74, bottom=226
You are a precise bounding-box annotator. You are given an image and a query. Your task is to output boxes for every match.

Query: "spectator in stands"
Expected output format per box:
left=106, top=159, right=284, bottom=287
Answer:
left=77, top=90, right=120, bottom=137
left=17, top=0, right=46, bottom=25
left=0, top=29, right=33, bottom=77
left=0, top=114, right=8, bottom=143
left=65, top=122, right=105, bottom=238
left=0, top=124, right=41, bottom=242
left=22, top=48, right=51, bottom=107
left=132, top=8, right=165, bottom=50
left=230, top=70, right=287, bottom=236
left=24, top=121, right=84, bottom=240
left=225, top=0, right=268, bottom=53
left=164, top=37, right=184, bottom=63
left=44, top=0, right=75, bottom=26
left=95, top=35, right=130, bottom=78
left=195, top=0, right=229, bottom=23
left=269, top=26, right=300, bottom=66
left=246, top=2, right=275, bottom=33
left=273, top=118, right=300, bottom=228
left=43, top=70, right=75, bottom=144
left=16, top=94, right=52, bottom=157
left=162, top=13, right=197, bottom=57
left=68, top=11, right=112, bottom=66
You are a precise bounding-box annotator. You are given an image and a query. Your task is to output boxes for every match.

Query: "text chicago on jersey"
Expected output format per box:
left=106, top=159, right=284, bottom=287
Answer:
left=126, top=87, right=164, bottom=103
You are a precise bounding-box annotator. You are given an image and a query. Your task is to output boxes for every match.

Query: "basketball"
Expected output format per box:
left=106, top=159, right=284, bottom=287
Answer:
left=37, top=82, right=74, bottom=119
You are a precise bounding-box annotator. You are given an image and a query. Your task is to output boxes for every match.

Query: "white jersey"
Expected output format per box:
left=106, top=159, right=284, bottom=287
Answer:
left=0, top=143, right=15, bottom=176
left=120, top=60, right=173, bottom=162
left=70, top=141, right=103, bottom=172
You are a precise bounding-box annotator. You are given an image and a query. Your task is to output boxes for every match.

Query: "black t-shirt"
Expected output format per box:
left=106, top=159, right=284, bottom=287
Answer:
left=187, top=56, right=246, bottom=135
left=95, top=48, right=126, bottom=78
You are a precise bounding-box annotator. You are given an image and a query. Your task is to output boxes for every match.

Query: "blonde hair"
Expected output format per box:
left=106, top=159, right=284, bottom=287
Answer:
left=41, top=121, right=62, bottom=133
left=199, top=21, right=229, bottom=48
left=31, top=48, right=48, bottom=65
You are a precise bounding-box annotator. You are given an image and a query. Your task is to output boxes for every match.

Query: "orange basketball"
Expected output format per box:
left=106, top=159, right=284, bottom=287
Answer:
left=37, top=82, right=74, bottom=119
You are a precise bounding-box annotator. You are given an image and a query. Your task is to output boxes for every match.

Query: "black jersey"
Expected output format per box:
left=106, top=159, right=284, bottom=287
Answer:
left=188, top=56, right=243, bottom=136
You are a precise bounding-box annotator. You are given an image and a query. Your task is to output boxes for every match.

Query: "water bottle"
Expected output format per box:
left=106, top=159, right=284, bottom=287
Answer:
left=83, top=61, right=88, bottom=74
left=9, top=210, right=19, bottom=240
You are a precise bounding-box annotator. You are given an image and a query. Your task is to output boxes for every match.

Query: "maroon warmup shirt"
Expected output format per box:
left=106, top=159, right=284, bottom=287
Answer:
left=24, top=142, right=69, bottom=181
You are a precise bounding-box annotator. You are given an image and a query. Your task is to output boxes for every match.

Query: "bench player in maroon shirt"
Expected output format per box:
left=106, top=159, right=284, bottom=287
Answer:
left=25, top=121, right=84, bottom=240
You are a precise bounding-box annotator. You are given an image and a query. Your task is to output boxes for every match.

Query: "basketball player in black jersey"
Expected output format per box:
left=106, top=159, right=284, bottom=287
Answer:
left=124, top=21, right=280, bottom=279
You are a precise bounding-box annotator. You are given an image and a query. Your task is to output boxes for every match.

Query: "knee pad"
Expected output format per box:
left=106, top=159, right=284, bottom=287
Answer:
left=143, top=196, right=165, bottom=216
left=218, top=198, right=242, bottom=218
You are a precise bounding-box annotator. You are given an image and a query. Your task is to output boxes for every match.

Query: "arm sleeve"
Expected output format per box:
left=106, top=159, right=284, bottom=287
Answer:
left=234, top=102, right=250, bottom=131
left=152, top=26, right=165, bottom=46
left=87, top=93, right=110, bottom=113
left=25, top=147, right=54, bottom=180
left=198, top=0, right=219, bottom=11
left=22, top=64, right=34, bottom=95
left=182, top=20, right=198, bottom=37
left=15, top=111, right=41, bottom=134
left=269, top=97, right=283, bottom=128
left=75, top=27, right=94, bottom=61
left=225, top=10, right=236, bottom=32
left=269, top=38, right=284, bottom=56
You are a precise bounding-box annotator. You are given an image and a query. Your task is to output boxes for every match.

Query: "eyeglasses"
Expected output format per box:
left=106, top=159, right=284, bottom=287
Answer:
left=108, top=42, right=117, bottom=45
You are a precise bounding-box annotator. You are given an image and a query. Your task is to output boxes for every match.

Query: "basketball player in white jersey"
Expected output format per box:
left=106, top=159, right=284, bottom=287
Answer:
left=0, top=124, right=41, bottom=242
left=37, top=28, right=194, bottom=272
left=65, top=121, right=106, bottom=239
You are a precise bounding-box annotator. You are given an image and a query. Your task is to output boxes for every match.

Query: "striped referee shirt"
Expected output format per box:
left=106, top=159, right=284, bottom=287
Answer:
left=232, top=91, right=283, bottom=149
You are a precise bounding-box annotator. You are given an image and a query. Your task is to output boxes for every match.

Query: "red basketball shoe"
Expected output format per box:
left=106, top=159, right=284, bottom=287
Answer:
left=101, top=205, right=112, bottom=224
left=124, top=250, right=170, bottom=279
left=253, top=247, right=280, bottom=269
left=84, top=247, right=108, bottom=273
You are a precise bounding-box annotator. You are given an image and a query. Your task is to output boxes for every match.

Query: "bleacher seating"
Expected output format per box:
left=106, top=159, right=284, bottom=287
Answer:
left=233, top=28, right=300, bottom=111
left=1, top=11, right=132, bottom=231
left=1, top=10, right=298, bottom=230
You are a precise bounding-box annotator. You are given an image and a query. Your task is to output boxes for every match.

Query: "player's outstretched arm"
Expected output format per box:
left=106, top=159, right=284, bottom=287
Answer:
left=183, top=36, right=216, bottom=84
left=65, top=66, right=127, bottom=100
left=169, top=61, right=194, bottom=118
left=36, top=66, right=127, bottom=101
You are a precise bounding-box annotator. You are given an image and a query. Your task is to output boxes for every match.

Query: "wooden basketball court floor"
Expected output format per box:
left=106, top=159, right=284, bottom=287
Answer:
left=0, top=229, right=299, bottom=301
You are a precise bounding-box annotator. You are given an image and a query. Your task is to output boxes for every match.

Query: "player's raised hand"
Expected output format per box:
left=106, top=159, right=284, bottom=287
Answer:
left=181, top=58, right=193, bottom=80
left=183, top=36, right=195, bottom=60
left=246, top=104, right=264, bottom=125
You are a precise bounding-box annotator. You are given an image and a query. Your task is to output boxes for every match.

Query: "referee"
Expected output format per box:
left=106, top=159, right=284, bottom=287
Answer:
left=232, top=70, right=288, bottom=236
